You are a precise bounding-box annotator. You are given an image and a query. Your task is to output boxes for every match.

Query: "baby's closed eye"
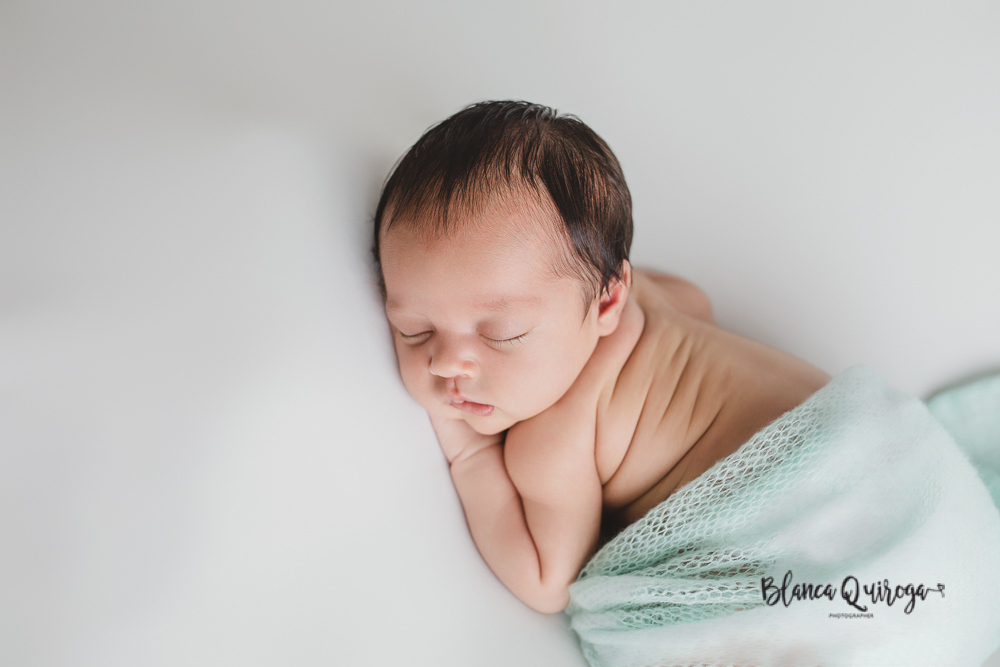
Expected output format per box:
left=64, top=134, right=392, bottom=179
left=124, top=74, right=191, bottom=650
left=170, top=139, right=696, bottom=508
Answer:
left=395, top=329, right=529, bottom=349
left=480, top=332, right=529, bottom=349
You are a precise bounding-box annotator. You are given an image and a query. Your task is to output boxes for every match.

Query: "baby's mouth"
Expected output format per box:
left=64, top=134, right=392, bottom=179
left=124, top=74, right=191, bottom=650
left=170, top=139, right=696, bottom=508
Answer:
left=448, top=399, right=494, bottom=416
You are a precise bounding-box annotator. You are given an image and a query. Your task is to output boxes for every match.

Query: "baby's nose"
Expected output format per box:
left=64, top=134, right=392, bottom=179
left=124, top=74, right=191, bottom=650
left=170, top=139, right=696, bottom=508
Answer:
left=428, top=337, right=477, bottom=379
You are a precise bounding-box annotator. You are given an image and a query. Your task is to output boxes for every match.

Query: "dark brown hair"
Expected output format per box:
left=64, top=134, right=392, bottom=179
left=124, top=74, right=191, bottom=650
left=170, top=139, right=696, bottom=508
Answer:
left=373, top=100, right=633, bottom=304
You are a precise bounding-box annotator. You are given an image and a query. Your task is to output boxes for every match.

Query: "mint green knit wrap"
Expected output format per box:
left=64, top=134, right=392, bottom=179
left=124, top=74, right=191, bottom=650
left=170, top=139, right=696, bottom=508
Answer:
left=567, top=366, right=1000, bottom=667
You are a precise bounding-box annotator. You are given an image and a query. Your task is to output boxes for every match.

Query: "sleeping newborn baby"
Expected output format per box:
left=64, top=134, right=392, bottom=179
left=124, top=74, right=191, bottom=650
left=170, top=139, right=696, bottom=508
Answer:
left=373, top=101, right=1000, bottom=667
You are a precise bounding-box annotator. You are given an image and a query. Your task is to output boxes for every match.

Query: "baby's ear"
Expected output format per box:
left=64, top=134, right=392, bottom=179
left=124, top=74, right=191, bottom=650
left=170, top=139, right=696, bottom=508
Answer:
left=596, top=261, right=631, bottom=336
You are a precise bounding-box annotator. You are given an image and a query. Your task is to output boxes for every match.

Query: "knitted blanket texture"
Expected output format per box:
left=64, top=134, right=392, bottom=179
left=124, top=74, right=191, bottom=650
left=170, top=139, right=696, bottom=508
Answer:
left=567, top=366, right=1000, bottom=667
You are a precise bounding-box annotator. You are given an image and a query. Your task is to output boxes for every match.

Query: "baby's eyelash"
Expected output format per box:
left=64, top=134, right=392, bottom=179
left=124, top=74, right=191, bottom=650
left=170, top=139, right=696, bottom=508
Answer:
left=483, top=333, right=528, bottom=348
left=396, top=330, right=527, bottom=348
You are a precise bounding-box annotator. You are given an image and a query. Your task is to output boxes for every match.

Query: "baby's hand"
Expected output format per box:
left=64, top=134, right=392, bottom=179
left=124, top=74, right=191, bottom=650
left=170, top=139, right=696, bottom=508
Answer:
left=428, top=413, right=505, bottom=465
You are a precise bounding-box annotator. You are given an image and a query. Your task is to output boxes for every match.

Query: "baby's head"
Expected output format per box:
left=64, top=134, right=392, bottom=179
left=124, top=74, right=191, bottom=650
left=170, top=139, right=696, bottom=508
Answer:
left=374, top=101, right=633, bottom=434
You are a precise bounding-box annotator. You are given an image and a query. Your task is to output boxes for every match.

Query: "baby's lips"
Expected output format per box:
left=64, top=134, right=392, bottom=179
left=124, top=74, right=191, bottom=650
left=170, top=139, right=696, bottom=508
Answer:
left=449, top=399, right=495, bottom=416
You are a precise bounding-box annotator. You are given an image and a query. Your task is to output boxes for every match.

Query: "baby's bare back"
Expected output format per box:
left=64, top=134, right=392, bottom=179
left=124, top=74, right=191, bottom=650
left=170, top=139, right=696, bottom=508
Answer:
left=591, top=270, right=830, bottom=534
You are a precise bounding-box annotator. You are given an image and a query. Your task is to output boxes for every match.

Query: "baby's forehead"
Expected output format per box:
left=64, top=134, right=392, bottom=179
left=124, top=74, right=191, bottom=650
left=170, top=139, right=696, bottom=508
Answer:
left=380, top=186, right=594, bottom=310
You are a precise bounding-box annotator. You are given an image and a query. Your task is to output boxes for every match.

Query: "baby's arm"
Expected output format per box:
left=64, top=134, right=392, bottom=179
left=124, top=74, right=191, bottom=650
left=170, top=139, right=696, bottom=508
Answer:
left=433, top=400, right=602, bottom=614
left=499, top=392, right=604, bottom=612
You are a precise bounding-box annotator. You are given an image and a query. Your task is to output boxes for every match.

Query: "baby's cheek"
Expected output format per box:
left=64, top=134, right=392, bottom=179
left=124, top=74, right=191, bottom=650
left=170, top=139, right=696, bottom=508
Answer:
left=524, top=351, right=583, bottom=406
left=502, top=362, right=563, bottom=416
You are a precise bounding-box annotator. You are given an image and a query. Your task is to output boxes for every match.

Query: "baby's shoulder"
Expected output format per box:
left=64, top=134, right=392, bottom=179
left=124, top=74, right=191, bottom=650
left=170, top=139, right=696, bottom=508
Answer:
left=591, top=274, right=718, bottom=485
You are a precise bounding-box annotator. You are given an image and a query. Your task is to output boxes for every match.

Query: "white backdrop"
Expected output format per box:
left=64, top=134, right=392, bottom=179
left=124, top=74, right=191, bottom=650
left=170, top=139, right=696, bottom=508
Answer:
left=2, top=2, right=999, bottom=665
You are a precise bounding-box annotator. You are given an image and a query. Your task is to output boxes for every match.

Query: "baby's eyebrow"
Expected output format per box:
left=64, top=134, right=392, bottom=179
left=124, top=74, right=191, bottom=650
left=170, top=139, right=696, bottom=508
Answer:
left=384, top=294, right=542, bottom=314
left=478, top=295, right=540, bottom=311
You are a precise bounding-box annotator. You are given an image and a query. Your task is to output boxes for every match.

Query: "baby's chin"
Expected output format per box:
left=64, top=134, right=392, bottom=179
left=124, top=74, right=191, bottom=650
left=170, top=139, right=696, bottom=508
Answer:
left=461, top=411, right=518, bottom=436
